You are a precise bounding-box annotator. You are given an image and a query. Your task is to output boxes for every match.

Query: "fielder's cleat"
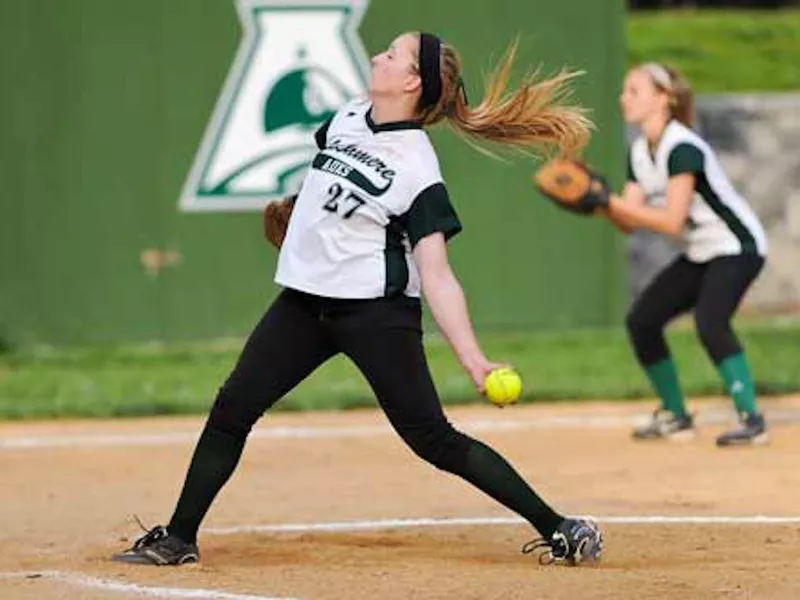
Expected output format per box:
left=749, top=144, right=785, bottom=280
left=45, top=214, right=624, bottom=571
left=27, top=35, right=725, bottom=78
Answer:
left=522, top=518, right=603, bottom=566
left=631, top=409, right=695, bottom=441
left=716, top=412, right=768, bottom=447
left=112, top=521, right=199, bottom=566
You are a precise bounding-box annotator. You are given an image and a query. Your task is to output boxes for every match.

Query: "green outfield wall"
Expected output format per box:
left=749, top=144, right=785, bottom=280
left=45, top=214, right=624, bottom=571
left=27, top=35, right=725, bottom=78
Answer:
left=0, top=0, right=626, bottom=345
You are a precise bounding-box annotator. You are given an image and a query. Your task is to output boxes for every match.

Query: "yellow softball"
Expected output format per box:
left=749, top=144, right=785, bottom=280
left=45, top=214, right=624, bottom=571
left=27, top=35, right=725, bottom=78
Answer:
left=484, top=367, right=522, bottom=407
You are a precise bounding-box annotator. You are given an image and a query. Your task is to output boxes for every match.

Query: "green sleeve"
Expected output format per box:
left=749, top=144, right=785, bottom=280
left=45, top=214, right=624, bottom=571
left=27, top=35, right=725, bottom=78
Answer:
left=667, top=143, right=704, bottom=176
left=404, top=183, right=462, bottom=248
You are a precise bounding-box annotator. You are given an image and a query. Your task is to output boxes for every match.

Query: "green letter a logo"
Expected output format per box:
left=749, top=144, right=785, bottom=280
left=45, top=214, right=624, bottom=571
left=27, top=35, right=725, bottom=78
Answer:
left=179, top=0, right=370, bottom=212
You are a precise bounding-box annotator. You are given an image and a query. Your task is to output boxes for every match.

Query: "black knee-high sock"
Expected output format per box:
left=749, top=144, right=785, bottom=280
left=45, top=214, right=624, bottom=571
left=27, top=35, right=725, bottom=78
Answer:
left=167, top=422, right=246, bottom=544
left=459, top=440, right=564, bottom=538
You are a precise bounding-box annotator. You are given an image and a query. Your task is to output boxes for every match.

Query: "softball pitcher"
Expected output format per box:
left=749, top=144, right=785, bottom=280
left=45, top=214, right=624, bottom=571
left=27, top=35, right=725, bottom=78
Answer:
left=112, top=32, right=603, bottom=567
left=609, top=63, right=768, bottom=446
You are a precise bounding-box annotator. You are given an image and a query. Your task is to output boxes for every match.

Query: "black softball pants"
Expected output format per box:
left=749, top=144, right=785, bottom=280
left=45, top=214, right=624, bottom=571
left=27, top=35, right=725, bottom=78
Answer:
left=626, top=254, right=764, bottom=366
left=167, top=288, right=562, bottom=543
left=210, top=289, right=466, bottom=464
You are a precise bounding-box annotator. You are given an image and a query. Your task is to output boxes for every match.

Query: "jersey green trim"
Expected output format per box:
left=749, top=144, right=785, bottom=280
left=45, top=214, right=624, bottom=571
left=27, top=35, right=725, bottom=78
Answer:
left=404, top=183, right=462, bottom=248
left=384, top=217, right=408, bottom=296
left=667, top=143, right=704, bottom=176
left=383, top=183, right=461, bottom=297
left=365, top=107, right=422, bottom=133
left=695, top=172, right=757, bottom=254
left=668, top=142, right=756, bottom=253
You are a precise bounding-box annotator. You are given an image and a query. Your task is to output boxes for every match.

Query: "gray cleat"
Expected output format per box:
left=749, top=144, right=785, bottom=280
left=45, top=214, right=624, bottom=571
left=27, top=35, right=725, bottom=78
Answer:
left=632, top=409, right=695, bottom=441
left=716, top=412, right=768, bottom=447
left=112, top=523, right=199, bottom=566
left=523, top=518, right=604, bottom=566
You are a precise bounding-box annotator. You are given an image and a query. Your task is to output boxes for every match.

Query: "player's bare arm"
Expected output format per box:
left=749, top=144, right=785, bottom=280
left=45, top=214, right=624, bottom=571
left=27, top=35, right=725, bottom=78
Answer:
left=601, top=181, right=646, bottom=234
left=413, top=232, right=501, bottom=392
left=607, top=172, right=694, bottom=236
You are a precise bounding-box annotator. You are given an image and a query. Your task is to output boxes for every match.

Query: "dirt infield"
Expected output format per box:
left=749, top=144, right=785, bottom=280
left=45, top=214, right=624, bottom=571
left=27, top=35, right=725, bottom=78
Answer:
left=2, top=397, right=800, bottom=600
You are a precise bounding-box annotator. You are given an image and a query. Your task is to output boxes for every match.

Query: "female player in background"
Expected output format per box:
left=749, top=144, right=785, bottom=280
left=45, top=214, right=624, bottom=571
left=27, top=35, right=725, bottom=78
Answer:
left=604, top=62, right=768, bottom=446
left=111, top=32, right=603, bottom=567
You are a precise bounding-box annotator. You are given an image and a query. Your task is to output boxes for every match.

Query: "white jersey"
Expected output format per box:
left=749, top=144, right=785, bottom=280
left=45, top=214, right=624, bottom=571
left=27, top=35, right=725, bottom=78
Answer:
left=628, top=120, right=767, bottom=263
left=275, top=99, right=461, bottom=299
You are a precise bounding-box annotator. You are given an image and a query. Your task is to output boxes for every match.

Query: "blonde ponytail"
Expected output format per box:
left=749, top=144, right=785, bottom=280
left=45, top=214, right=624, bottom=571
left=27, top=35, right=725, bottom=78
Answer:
left=418, top=39, right=594, bottom=157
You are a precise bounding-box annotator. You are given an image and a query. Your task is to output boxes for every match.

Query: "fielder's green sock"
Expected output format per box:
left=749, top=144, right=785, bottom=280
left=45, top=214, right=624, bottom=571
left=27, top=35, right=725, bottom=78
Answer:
left=644, top=357, right=687, bottom=418
left=717, top=352, right=757, bottom=415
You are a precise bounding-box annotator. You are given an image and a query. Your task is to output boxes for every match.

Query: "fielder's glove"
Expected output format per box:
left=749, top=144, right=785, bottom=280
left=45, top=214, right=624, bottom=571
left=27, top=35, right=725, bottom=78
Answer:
left=533, top=159, right=610, bottom=216
left=263, top=194, right=296, bottom=249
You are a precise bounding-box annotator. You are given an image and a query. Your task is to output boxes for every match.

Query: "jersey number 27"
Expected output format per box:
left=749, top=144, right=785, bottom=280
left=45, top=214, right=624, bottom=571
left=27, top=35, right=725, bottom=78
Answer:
left=323, top=183, right=365, bottom=219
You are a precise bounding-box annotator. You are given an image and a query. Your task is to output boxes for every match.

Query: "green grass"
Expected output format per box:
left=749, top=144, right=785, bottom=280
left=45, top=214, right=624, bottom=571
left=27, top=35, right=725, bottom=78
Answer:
left=1, top=322, right=798, bottom=420
left=628, top=9, right=800, bottom=92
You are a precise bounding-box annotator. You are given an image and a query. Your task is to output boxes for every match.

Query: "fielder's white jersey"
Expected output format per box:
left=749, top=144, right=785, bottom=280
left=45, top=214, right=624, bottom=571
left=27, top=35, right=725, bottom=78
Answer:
left=275, top=99, right=461, bottom=298
left=628, top=120, right=767, bottom=263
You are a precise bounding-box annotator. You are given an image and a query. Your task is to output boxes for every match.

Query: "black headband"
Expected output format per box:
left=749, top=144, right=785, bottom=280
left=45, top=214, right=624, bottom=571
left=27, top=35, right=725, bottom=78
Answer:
left=418, top=33, right=442, bottom=109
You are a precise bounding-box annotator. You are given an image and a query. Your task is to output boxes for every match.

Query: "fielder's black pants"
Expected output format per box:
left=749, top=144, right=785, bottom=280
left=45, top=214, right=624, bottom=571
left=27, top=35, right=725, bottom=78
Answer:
left=167, top=289, right=562, bottom=543
left=626, top=254, right=764, bottom=366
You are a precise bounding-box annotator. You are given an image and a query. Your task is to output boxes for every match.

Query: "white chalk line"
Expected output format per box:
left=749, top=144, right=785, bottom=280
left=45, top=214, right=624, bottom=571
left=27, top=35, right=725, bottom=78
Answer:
left=3, top=516, right=798, bottom=598
left=0, top=570, right=295, bottom=599
left=2, top=409, right=799, bottom=450
left=205, top=514, right=800, bottom=536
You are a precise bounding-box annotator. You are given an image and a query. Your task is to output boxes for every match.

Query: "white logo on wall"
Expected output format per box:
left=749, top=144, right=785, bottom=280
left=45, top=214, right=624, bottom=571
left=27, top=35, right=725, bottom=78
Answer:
left=180, top=0, right=370, bottom=212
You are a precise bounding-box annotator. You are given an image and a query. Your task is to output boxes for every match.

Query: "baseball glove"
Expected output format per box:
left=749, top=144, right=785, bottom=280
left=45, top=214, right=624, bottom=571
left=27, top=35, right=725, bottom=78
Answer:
left=263, top=194, right=297, bottom=249
left=533, top=159, right=610, bottom=216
